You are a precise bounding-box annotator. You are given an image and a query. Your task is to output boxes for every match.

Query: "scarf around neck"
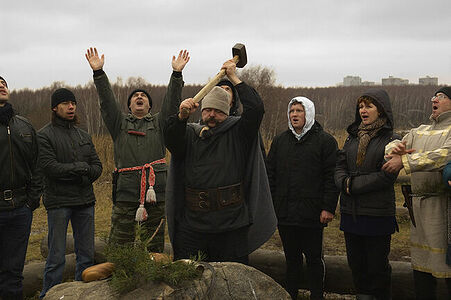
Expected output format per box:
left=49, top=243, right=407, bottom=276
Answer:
left=356, top=117, right=386, bottom=166
left=0, top=103, right=14, bottom=125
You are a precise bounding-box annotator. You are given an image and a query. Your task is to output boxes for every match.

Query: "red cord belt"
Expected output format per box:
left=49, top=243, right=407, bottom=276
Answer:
left=115, top=158, right=166, bottom=221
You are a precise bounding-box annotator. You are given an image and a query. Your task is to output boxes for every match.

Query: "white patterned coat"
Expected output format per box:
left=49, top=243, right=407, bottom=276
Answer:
left=387, top=110, right=451, bottom=277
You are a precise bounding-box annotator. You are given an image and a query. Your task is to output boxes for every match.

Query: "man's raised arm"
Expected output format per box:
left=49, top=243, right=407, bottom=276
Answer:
left=85, top=47, right=122, bottom=139
left=159, top=50, right=190, bottom=128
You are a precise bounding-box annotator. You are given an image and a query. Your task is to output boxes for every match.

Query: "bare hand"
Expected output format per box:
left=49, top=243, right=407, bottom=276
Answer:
left=382, top=154, right=404, bottom=173
left=391, top=141, right=415, bottom=155
left=85, top=47, right=104, bottom=71
left=320, top=210, right=334, bottom=224
left=448, top=180, right=451, bottom=187
left=222, top=59, right=241, bottom=85
left=172, top=50, right=190, bottom=72
left=179, top=98, right=199, bottom=119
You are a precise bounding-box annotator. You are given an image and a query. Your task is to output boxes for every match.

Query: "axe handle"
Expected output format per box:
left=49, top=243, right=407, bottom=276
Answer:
left=192, top=55, right=240, bottom=103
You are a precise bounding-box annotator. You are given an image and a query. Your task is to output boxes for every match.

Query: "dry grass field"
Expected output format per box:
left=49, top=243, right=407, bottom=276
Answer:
left=26, top=132, right=412, bottom=264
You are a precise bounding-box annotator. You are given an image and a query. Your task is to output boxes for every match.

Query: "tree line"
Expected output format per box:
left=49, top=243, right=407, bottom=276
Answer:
left=9, top=66, right=440, bottom=143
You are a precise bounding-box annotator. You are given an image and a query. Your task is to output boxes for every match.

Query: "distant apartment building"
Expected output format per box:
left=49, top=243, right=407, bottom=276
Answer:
left=419, top=76, right=438, bottom=85
left=382, top=76, right=409, bottom=86
left=343, top=76, right=362, bottom=86
left=361, top=81, right=375, bottom=86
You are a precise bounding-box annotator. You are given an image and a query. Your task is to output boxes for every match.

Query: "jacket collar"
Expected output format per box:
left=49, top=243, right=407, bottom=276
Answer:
left=126, top=112, right=153, bottom=122
left=52, top=114, right=75, bottom=128
left=430, top=110, right=451, bottom=123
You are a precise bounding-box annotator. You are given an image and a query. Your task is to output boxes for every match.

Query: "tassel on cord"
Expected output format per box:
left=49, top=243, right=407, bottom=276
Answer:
left=135, top=204, right=148, bottom=222
left=146, top=186, right=157, bottom=204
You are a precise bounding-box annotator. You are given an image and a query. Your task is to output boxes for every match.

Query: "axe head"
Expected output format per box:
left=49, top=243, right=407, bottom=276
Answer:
left=232, top=43, right=247, bottom=68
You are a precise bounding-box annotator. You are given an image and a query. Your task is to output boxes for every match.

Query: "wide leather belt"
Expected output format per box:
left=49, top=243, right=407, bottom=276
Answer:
left=185, top=183, right=244, bottom=212
left=0, top=187, right=27, bottom=201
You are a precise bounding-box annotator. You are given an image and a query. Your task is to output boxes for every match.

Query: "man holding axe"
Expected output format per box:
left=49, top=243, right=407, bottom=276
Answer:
left=165, top=45, right=276, bottom=263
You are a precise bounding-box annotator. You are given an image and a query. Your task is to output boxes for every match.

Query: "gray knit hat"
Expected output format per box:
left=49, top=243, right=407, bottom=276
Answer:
left=201, top=86, right=230, bottom=116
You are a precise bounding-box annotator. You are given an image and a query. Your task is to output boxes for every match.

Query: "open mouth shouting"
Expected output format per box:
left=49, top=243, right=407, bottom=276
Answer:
left=432, top=104, right=438, bottom=112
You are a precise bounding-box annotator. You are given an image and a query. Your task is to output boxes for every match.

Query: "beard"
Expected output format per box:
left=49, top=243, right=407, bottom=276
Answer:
left=205, top=116, right=220, bottom=127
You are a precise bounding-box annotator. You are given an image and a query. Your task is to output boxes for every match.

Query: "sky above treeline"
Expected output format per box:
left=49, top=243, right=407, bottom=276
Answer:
left=2, top=0, right=451, bottom=90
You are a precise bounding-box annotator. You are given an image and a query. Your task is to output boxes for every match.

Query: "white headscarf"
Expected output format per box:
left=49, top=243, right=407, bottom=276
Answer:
left=287, top=96, right=315, bottom=140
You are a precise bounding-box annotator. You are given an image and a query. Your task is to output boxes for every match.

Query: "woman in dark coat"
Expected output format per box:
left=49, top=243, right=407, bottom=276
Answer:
left=335, top=89, right=398, bottom=300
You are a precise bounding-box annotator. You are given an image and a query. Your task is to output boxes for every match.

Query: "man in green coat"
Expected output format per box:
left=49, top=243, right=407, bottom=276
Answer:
left=85, top=47, right=189, bottom=252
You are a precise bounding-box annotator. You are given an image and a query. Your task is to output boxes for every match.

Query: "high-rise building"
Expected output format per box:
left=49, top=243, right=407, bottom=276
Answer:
left=343, top=76, right=362, bottom=86
left=419, top=76, right=438, bottom=85
left=382, top=76, right=409, bottom=86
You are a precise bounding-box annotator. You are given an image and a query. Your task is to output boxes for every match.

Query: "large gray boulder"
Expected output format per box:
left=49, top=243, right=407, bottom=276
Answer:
left=35, top=237, right=450, bottom=299
left=40, top=235, right=107, bottom=263
left=23, top=254, right=76, bottom=297
left=42, top=261, right=290, bottom=300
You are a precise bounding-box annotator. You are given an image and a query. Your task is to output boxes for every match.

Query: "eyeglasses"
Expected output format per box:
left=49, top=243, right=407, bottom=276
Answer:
left=431, top=94, right=449, bottom=101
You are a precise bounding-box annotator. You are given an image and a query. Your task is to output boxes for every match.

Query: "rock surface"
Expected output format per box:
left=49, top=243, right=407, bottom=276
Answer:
left=43, top=261, right=290, bottom=300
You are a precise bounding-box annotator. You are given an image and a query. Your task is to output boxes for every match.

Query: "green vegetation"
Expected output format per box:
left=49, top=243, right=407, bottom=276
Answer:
left=104, top=225, right=201, bottom=294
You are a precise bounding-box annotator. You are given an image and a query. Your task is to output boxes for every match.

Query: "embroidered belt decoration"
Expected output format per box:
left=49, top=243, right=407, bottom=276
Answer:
left=115, top=158, right=166, bottom=222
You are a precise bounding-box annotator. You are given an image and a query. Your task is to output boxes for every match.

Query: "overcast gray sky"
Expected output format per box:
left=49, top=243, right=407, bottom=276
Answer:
left=2, top=0, right=451, bottom=90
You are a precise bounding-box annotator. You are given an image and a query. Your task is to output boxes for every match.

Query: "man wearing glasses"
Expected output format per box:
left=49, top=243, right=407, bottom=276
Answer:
left=383, top=87, right=451, bottom=299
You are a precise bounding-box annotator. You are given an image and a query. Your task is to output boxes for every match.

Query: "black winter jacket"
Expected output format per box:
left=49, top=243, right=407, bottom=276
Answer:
left=0, top=110, right=41, bottom=211
left=335, top=89, right=398, bottom=217
left=38, top=116, right=102, bottom=209
left=267, top=122, right=339, bottom=227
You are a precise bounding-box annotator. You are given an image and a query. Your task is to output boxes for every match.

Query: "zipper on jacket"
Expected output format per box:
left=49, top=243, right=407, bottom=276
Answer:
left=7, top=125, right=15, bottom=208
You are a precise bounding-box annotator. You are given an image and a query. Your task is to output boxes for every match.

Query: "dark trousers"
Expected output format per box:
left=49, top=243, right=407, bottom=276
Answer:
left=173, top=225, right=249, bottom=264
left=0, top=206, right=33, bottom=300
left=413, top=270, right=451, bottom=300
left=344, top=232, right=392, bottom=299
left=278, top=225, right=325, bottom=300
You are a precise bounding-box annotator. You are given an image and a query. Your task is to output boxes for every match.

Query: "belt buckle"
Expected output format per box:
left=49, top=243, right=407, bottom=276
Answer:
left=198, top=192, right=209, bottom=209
left=3, top=190, right=12, bottom=201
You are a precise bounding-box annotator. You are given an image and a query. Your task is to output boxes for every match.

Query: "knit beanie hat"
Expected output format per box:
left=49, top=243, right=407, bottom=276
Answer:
left=201, top=86, right=230, bottom=115
left=51, top=88, right=76, bottom=108
left=0, top=76, right=7, bottom=88
left=127, top=89, right=152, bottom=111
left=436, top=87, right=451, bottom=99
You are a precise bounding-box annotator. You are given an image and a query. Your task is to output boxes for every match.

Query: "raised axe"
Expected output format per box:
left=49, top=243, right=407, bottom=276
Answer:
left=181, top=43, right=247, bottom=118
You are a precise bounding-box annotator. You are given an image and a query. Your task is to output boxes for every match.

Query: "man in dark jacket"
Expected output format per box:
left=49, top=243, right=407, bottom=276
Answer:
left=266, top=97, right=338, bottom=300
left=165, top=59, right=276, bottom=264
left=0, top=76, right=41, bottom=300
left=85, top=48, right=189, bottom=251
left=38, top=88, right=102, bottom=298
